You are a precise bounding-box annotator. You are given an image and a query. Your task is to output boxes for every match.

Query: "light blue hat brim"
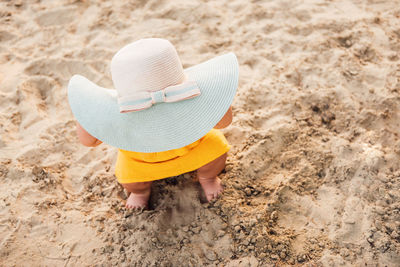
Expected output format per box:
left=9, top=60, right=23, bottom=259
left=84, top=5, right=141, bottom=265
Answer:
left=68, top=53, right=239, bottom=152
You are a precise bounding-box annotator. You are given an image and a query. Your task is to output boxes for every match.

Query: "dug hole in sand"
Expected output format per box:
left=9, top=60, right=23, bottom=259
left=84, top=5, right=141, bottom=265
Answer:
left=0, top=0, right=399, bottom=266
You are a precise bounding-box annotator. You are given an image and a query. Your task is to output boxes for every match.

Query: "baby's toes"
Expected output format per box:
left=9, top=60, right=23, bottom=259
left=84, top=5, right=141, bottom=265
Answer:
left=205, top=191, right=218, bottom=202
left=214, top=188, right=223, bottom=198
left=126, top=204, right=141, bottom=210
left=134, top=204, right=144, bottom=210
left=206, top=193, right=214, bottom=202
left=126, top=204, right=136, bottom=209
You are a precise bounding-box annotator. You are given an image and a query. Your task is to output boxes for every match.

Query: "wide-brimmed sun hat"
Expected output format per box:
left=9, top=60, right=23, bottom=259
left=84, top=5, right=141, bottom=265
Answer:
left=68, top=38, right=239, bottom=152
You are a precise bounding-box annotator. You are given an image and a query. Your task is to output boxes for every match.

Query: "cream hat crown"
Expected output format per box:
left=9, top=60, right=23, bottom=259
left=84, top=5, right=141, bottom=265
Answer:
left=112, top=38, right=184, bottom=96
left=111, top=38, right=200, bottom=113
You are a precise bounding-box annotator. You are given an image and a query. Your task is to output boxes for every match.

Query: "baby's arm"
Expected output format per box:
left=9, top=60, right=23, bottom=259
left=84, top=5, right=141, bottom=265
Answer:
left=76, top=122, right=102, bottom=147
left=214, top=106, right=233, bottom=129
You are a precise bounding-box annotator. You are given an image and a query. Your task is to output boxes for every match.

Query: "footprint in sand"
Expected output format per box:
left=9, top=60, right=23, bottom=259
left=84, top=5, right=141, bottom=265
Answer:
left=19, top=75, right=57, bottom=104
left=24, top=58, right=97, bottom=81
left=293, top=9, right=312, bottom=22
left=35, top=7, right=76, bottom=27
left=0, top=31, right=16, bottom=42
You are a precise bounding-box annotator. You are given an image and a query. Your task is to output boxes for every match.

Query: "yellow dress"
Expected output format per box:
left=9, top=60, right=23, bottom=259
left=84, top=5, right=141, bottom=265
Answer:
left=115, top=129, right=230, bottom=183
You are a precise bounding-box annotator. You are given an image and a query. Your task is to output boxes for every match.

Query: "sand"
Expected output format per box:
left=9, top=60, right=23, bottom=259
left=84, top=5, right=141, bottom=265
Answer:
left=1, top=0, right=400, bottom=266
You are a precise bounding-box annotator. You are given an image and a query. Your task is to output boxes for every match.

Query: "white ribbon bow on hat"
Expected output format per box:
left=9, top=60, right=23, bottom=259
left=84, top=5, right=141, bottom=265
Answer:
left=117, top=81, right=201, bottom=113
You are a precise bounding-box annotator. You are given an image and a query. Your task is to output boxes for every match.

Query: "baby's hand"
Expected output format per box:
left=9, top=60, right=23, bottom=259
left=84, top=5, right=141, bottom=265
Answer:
left=214, top=106, right=232, bottom=129
left=76, top=122, right=102, bottom=147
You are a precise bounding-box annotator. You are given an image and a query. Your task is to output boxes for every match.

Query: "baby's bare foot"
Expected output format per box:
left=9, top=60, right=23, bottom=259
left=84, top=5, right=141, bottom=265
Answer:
left=125, top=190, right=150, bottom=209
left=198, top=176, right=224, bottom=202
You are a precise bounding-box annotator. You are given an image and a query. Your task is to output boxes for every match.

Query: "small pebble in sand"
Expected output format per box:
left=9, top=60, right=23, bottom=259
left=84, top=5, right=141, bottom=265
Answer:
left=221, top=223, right=228, bottom=230
left=244, top=188, right=252, bottom=196
left=192, top=226, right=202, bottom=234
left=217, top=230, right=225, bottom=237
left=270, top=254, right=278, bottom=260
left=225, top=164, right=233, bottom=172
left=270, top=211, right=278, bottom=220
left=390, top=231, right=399, bottom=239
left=204, top=250, right=217, bottom=261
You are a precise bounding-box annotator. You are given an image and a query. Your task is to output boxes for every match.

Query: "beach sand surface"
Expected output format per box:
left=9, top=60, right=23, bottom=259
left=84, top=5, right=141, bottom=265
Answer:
left=0, top=0, right=399, bottom=266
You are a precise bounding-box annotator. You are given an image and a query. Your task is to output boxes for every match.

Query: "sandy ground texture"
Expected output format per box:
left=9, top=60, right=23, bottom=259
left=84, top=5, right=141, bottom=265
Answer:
left=1, top=0, right=400, bottom=266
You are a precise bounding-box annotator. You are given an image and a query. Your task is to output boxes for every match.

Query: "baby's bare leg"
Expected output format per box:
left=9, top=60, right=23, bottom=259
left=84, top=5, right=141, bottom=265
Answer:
left=121, top=181, right=152, bottom=209
left=197, top=153, right=227, bottom=202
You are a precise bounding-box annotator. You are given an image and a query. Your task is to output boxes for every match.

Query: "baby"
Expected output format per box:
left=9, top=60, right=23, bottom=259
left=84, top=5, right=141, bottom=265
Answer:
left=76, top=106, right=232, bottom=208
left=68, top=38, right=238, bottom=209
